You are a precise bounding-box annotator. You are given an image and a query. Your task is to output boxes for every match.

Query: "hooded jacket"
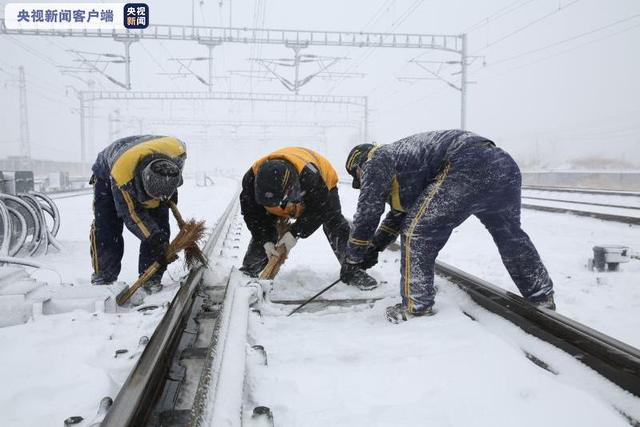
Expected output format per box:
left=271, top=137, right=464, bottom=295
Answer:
left=92, top=135, right=186, bottom=240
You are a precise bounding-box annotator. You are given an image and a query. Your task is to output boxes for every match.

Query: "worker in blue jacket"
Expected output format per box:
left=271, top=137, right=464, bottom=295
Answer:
left=90, top=135, right=186, bottom=292
left=343, top=130, right=555, bottom=323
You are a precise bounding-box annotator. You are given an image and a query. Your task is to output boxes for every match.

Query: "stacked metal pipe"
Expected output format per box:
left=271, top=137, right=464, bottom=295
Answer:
left=0, top=192, right=61, bottom=260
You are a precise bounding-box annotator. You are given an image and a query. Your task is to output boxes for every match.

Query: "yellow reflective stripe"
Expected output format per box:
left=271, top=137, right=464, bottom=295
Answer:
left=349, top=237, right=372, bottom=246
left=367, top=145, right=381, bottom=160
left=90, top=223, right=99, bottom=273
left=121, top=189, right=151, bottom=238
left=283, top=168, right=290, bottom=189
left=347, top=151, right=362, bottom=171
left=265, top=203, right=304, bottom=218
left=380, top=224, right=399, bottom=235
left=389, top=176, right=404, bottom=212
left=403, top=162, right=450, bottom=313
left=142, top=199, right=160, bottom=209
left=111, top=136, right=185, bottom=186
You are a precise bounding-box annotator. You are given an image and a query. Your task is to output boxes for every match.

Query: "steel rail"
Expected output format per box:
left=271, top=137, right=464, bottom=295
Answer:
left=100, top=190, right=240, bottom=427
left=521, top=195, right=640, bottom=211
left=435, top=261, right=640, bottom=398
left=521, top=203, right=640, bottom=225
left=523, top=185, right=640, bottom=197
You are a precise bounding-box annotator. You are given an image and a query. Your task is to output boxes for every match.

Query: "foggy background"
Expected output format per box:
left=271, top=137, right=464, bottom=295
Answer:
left=0, top=0, right=639, bottom=175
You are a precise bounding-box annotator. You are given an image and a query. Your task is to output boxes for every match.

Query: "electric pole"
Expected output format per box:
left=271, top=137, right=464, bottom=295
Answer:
left=18, top=66, right=31, bottom=160
left=460, top=33, right=468, bottom=130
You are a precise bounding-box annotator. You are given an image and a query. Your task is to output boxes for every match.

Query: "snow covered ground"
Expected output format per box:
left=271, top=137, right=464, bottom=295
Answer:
left=522, top=198, right=640, bottom=218
left=1, top=177, right=639, bottom=427
left=522, top=189, right=640, bottom=208
left=229, top=184, right=640, bottom=426
left=0, top=177, right=239, bottom=427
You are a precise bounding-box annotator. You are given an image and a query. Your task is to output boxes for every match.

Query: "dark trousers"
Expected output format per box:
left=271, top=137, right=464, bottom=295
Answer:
left=90, top=177, right=170, bottom=284
left=241, top=188, right=350, bottom=276
left=400, top=145, right=554, bottom=313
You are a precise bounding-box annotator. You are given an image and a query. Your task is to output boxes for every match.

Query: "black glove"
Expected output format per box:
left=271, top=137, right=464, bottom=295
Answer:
left=340, top=261, right=363, bottom=282
left=147, top=232, right=170, bottom=266
left=361, top=247, right=379, bottom=270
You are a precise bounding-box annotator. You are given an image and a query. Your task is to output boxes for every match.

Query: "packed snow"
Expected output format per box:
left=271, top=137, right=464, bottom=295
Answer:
left=231, top=184, right=640, bottom=426
left=1, top=179, right=639, bottom=427
left=0, top=177, right=238, bottom=426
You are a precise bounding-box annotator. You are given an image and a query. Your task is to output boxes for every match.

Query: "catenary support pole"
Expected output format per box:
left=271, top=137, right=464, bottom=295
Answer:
left=460, top=33, right=467, bottom=130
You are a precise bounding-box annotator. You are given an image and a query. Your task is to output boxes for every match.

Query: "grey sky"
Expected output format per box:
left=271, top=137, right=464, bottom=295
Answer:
left=0, top=0, right=639, bottom=173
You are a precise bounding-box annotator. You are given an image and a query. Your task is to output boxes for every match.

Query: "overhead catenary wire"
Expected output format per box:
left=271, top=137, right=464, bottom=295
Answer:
left=462, top=0, right=536, bottom=34
left=471, top=0, right=582, bottom=55
left=480, top=21, right=640, bottom=77
left=478, top=13, right=640, bottom=69
left=378, top=7, right=640, bottom=122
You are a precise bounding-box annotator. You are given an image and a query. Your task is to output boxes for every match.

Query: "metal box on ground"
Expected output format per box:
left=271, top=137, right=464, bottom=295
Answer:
left=590, top=245, right=630, bottom=272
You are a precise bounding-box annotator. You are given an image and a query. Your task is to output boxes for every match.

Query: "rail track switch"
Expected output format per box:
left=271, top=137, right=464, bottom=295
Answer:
left=589, top=245, right=630, bottom=272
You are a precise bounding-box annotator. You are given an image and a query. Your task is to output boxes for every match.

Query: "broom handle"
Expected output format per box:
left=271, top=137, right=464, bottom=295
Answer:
left=116, top=261, right=161, bottom=305
left=169, top=201, right=208, bottom=267
left=169, top=201, right=186, bottom=227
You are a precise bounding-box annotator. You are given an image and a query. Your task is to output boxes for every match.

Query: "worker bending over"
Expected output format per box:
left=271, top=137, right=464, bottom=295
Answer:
left=240, top=147, right=377, bottom=290
left=343, top=130, right=555, bottom=323
left=90, top=135, right=186, bottom=293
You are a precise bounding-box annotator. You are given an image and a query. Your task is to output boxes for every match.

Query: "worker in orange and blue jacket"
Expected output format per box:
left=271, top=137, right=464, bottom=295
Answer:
left=239, top=147, right=377, bottom=290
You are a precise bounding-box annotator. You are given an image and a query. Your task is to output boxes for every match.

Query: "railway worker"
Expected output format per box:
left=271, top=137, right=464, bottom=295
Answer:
left=90, top=135, right=186, bottom=293
left=239, top=147, right=378, bottom=290
left=343, top=130, right=556, bottom=323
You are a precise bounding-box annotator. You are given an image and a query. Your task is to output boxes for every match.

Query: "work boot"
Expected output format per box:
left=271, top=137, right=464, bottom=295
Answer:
left=345, top=269, right=378, bottom=291
left=239, top=265, right=260, bottom=278
left=530, top=294, right=556, bottom=311
left=91, top=277, right=114, bottom=286
left=385, top=303, right=434, bottom=324
left=143, top=278, right=163, bottom=294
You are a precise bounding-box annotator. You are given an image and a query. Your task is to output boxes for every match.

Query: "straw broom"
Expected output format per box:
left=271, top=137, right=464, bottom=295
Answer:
left=169, top=201, right=208, bottom=268
left=116, top=217, right=207, bottom=306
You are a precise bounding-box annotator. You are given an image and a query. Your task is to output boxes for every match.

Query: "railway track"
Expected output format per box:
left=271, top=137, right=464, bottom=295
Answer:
left=98, top=194, right=640, bottom=426
left=522, top=185, right=640, bottom=198
left=521, top=203, right=640, bottom=225
left=101, top=190, right=241, bottom=427
left=521, top=186, right=640, bottom=225
left=47, top=188, right=93, bottom=200
left=522, top=195, right=640, bottom=211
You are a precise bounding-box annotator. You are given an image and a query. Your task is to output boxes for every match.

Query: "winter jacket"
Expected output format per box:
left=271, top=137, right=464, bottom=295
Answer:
left=92, top=135, right=186, bottom=241
left=347, top=130, right=494, bottom=262
left=240, top=147, right=340, bottom=243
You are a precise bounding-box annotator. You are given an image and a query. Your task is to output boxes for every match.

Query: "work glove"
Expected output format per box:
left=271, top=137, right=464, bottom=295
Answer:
left=155, top=243, right=178, bottom=268
left=361, top=247, right=379, bottom=270
left=263, top=242, right=279, bottom=260
left=276, top=232, right=297, bottom=253
left=147, top=232, right=176, bottom=268
left=340, top=261, right=364, bottom=283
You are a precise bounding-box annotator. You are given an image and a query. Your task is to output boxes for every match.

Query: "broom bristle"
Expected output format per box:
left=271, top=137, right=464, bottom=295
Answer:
left=166, top=219, right=207, bottom=268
